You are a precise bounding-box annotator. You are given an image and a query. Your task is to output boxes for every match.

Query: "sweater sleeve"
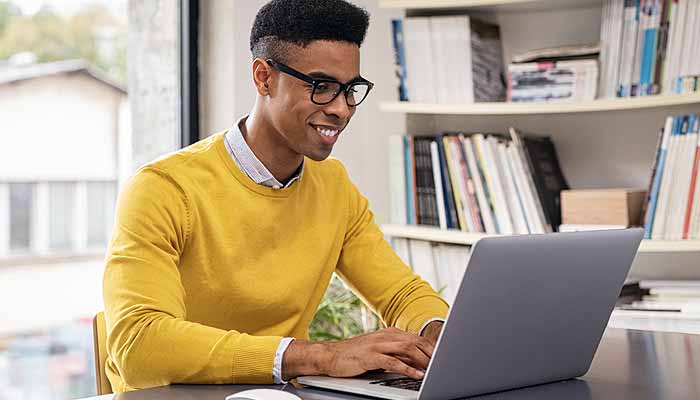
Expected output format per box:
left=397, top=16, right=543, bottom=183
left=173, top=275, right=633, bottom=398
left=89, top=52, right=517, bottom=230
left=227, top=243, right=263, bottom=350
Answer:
left=103, top=168, right=282, bottom=391
left=333, top=162, right=449, bottom=335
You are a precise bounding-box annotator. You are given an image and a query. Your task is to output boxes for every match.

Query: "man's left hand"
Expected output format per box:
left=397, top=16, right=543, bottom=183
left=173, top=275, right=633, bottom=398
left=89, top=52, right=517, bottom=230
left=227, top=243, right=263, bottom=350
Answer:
left=421, top=321, right=444, bottom=346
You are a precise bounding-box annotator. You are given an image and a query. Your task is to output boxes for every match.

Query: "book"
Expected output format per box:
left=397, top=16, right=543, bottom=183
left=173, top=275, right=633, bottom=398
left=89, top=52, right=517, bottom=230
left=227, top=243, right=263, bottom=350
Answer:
left=512, top=129, right=569, bottom=231
left=403, top=17, right=436, bottom=103
left=435, top=136, right=459, bottom=230
left=617, top=0, right=641, bottom=97
left=434, top=243, right=471, bottom=305
left=391, top=237, right=412, bottom=266
left=430, top=141, right=448, bottom=229
left=462, top=135, right=497, bottom=234
left=405, top=136, right=417, bottom=225
left=507, top=59, right=598, bottom=103
left=641, top=116, right=673, bottom=238
left=389, top=135, right=407, bottom=225
left=395, top=130, right=564, bottom=235
left=644, top=114, right=700, bottom=240
left=511, top=43, right=600, bottom=64
left=390, top=19, right=409, bottom=101
left=559, top=224, right=629, bottom=232
left=408, top=239, right=440, bottom=292
left=396, top=16, right=505, bottom=103
left=509, top=127, right=550, bottom=233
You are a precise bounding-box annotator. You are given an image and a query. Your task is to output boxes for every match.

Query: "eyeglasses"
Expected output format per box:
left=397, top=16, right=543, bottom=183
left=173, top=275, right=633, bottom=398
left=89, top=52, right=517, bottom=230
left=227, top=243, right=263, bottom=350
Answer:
left=266, top=59, right=374, bottom=107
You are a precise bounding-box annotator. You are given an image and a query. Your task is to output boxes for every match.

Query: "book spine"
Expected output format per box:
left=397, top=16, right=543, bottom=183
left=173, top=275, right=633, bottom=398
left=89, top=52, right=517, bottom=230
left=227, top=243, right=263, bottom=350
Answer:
left=462, top=135, right=498, bottom=234
left=631, top=0, right=647, bottom=97
left=619, top=0, right=641, bottom=97
left=436, top=136, right=459, bottom=230
left=444, top=136, right=468, bottom=231
left=421, top=138, right=440, bottom=227
left=651, top=117, right=681, bottom=239
left=389, top=135, right=407, bottom=225
left=652, top=0, right=670, bottom=94
left=391, top=19, right=409, bottom=101
left=641, top=0, right=662, bottom=95
left=455, top=137, right=484, bottom=232
left=408, top=136, right=418, bottom=225
left=683, top=116, right=700, bottom=239
left=643, top=117, right=673, bottom=238
left=450, top=137, right=477, bottom=232
left=430, top=141, right=448, bottom=229
left=415, top=138, right=429, bottom=226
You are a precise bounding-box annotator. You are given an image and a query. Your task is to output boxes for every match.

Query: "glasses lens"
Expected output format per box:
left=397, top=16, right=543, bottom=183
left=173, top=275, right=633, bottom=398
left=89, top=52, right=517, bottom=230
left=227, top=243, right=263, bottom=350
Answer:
left=312, top=81, right=342, bottom=104
left=346, top=83, right=371, bottom=106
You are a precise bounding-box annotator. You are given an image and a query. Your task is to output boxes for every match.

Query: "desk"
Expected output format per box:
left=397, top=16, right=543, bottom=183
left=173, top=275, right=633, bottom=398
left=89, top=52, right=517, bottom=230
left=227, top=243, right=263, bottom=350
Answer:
left=78, top=328, right=700, bottom=400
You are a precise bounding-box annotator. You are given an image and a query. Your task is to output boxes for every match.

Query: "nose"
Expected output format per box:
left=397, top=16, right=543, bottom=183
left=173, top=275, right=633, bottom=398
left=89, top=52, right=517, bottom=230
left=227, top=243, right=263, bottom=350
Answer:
left=323, top=90, right=354, bottom=121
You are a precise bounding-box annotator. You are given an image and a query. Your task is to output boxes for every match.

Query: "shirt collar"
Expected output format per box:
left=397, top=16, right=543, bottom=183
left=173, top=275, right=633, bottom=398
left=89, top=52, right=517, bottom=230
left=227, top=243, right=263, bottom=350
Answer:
left=224, top=116, right=304, bottom=189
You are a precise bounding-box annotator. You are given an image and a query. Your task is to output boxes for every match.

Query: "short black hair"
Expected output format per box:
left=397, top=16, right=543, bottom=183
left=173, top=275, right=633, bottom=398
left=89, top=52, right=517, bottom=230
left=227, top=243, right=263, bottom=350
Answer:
left=250, top=0, right=370, bottom=63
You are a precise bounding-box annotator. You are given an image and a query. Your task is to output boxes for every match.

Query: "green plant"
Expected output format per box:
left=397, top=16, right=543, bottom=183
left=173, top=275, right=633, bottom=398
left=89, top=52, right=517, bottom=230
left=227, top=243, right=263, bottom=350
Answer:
left=309, top=275, right=381, bottom=341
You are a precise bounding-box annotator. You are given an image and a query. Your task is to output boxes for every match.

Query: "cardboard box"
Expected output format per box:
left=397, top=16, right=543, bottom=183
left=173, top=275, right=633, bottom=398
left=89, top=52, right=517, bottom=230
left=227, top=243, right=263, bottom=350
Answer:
left=561, top=188, right=646, bottom=226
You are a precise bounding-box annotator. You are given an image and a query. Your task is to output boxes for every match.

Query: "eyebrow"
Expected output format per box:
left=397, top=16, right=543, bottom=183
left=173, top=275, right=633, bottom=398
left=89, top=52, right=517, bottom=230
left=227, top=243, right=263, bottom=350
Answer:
left=307, top=71, right=364, bottom=84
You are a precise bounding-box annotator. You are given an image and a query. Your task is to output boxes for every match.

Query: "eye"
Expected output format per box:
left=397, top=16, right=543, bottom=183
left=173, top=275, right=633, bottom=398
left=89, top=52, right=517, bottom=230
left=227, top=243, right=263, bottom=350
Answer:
left=315, top=82, right=332, bottom=92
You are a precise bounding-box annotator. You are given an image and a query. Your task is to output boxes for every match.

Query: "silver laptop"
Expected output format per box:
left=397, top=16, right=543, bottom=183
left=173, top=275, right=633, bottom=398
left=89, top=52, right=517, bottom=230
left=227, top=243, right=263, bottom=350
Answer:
left=298, top=228, right=644, bottom=400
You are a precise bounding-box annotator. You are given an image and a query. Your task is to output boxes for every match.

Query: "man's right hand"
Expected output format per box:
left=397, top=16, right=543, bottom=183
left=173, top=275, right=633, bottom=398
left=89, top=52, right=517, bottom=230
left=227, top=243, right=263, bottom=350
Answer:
left=282, top=327, right=435, bottom=381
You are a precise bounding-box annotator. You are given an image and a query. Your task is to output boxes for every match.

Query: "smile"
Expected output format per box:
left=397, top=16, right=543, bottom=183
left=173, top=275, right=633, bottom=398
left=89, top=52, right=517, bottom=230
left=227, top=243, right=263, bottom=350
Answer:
left=311, top=124, right=341, bottom=137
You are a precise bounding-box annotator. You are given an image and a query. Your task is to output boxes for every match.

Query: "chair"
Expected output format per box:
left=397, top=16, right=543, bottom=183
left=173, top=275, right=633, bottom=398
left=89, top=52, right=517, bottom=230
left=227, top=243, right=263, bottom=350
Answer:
left=93, top=312, right=113, bottom=395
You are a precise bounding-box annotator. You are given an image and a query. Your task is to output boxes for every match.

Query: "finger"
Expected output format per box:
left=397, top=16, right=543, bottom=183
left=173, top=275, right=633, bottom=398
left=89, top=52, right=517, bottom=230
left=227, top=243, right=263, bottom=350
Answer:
left=386, top=329, right=437, bottom=357
left=395, top=355, right=427, bottom=372
left=373, top=355, right=425, bottom=380
left=374, top=342, right=430, bottom=371
left=413, top=335, right=436, bottom=358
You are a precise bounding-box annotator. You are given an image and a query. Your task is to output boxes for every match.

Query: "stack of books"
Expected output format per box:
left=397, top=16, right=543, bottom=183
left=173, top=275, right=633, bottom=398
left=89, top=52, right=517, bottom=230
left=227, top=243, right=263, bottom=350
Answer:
left=391, top=16, right=505, bottom=104
left=620, top=280, right=700, bottom=313
left=388, top=128, right=569, bottom=234
left=617, top=279, right=647, bottom=306
left=507, top=44, right=600, bottom=103
left=641, top=114, right=700, bottom=240
left=598, top=0, right=700, bottom=99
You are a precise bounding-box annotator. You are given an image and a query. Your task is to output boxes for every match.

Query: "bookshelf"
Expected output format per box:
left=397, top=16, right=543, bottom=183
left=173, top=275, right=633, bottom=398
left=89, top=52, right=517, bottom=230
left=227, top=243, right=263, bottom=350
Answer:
left=379, top=0, right=603, bottom=12
left=379, top=0, right=700, bottom=284
left=381, top=224, right=700, bottom=253
left=380, top=94, right=700, bottom=116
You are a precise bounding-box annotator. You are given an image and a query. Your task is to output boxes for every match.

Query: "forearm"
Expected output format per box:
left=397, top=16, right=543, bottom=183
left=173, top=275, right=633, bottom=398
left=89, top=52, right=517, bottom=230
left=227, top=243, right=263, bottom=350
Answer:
left=107, top=308, right=283, bottom=389
left=281, top=340, right=331, bottom=381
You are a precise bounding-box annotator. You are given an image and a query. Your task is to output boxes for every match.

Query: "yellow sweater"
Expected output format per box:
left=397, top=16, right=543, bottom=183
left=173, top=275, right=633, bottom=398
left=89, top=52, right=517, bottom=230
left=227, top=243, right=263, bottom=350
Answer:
left=103, top=132, right=448, bottom=392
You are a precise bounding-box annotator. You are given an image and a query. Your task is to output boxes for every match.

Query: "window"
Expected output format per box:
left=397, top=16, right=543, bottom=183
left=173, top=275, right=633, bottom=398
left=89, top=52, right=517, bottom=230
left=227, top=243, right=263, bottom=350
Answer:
left=87, top=181, right=116, bottom=248
left=9, top=183, right=33, bottom=252
left=49, top=182, right=75, bottom=251
left=0, top=0, right=184, bottom=398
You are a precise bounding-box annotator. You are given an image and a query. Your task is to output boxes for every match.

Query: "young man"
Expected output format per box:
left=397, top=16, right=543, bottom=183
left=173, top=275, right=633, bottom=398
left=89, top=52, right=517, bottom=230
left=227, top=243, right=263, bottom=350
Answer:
left=103, top=0, right=447, bottom=392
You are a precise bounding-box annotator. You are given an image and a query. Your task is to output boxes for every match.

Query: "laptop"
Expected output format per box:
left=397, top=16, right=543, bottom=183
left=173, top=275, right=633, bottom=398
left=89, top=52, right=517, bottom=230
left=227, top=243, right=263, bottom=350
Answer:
left=298, top=228, right=644, bottom=400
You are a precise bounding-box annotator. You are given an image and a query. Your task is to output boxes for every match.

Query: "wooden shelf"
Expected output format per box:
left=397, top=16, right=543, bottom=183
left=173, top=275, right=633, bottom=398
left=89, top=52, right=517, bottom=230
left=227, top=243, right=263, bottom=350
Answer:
left=381, top=224, right=700, bottom=253
left=379, top=0, right=602, bottom=12
left=379, top=95, right=700, bottom=116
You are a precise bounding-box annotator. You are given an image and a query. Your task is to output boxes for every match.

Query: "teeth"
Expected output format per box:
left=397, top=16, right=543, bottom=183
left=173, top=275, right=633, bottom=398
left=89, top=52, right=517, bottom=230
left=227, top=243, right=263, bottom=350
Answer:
left=315, top=126, right=339, bottom=137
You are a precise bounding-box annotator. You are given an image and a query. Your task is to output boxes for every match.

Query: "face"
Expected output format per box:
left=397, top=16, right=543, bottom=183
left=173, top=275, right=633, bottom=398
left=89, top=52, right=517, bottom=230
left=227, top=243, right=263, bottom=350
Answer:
left=258, top=40, right=361, bottom=161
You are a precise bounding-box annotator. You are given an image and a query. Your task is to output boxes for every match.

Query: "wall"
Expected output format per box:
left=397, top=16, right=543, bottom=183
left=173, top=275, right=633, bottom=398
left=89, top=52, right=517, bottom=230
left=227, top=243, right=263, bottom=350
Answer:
left=0, top=74, right=122, bottom=181
left=127, top=0, right=180, bottom=172
left=199, top=0, right=405, bottom=224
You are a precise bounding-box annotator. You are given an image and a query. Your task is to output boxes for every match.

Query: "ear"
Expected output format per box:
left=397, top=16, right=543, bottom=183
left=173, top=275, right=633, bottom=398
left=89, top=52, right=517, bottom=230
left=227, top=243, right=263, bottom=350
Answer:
left=252, top=58, right=273, bottom=96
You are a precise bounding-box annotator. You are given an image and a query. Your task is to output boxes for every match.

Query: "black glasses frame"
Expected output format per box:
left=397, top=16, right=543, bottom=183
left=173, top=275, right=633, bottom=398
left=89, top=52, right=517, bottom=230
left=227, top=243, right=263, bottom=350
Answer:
left=266, top=59, right=374, bottom=107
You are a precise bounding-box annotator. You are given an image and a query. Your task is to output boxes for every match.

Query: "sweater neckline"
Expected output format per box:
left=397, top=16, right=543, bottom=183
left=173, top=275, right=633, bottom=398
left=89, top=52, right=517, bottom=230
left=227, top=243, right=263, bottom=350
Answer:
left=215, top=132, right=302, bottom=198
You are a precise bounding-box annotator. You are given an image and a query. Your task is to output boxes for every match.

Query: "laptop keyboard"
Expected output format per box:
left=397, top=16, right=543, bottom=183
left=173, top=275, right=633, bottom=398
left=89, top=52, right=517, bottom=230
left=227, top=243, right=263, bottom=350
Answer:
left=369, top=377, right=423, bottom=391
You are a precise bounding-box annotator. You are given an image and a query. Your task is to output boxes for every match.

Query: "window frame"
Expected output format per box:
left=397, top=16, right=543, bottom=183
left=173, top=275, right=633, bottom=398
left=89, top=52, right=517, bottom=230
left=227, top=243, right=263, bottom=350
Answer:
left=180, top=0, right=200, bottom=148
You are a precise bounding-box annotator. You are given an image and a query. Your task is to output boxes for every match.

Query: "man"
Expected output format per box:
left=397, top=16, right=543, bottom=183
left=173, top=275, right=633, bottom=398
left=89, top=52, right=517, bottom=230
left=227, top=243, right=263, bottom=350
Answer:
left=103, top=0, right=448, bottom=392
